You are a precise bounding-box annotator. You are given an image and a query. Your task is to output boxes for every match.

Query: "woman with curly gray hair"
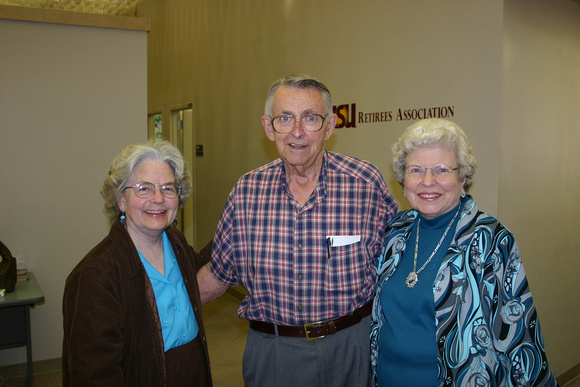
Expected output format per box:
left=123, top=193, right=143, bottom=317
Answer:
left=100, top=139, right=192, bottom=223
left=370, top=119, right=556, bottom=386
left=63, top=139, right=213, bottom=386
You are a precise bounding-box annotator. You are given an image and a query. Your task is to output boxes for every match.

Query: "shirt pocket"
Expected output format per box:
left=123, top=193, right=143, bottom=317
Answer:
left=325, top=241, right=366, bottom=293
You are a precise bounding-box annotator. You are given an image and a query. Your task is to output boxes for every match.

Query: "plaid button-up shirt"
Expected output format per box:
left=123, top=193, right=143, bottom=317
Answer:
left=210, top=151, right=397, bottom=325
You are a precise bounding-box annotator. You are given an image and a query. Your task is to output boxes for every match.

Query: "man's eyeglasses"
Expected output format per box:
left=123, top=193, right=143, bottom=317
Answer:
left=405, top=165, right=459, bottom=178
left=270, top=113, right=327, bottom=133
left=124, top=182, right=181, bottom=199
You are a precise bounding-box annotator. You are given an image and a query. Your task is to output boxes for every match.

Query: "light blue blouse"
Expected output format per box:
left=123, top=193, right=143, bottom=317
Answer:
left=138, top=231, right=198, bottom=352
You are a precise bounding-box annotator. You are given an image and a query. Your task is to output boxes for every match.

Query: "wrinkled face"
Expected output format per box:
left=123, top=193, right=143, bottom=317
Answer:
left=403, top=143, right=465, bottom=219
left=117, top=160, right=179, bottom=241
left=262, top=86, right=335, bottom=174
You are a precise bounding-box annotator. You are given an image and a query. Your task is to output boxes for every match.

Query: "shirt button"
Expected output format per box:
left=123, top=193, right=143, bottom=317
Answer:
left=298, top=243, right=303, bottom=248
left=297, top=305, right=303, bottom=310
left=297, top=275, right=303, bottom=280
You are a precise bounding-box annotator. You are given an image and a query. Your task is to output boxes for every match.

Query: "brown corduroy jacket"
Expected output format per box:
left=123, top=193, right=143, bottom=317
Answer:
left=62, top=220, right=213, bottom=386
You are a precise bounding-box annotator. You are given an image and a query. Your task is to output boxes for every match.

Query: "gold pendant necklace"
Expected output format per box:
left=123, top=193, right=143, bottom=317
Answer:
left=405, top=205, right=461, bottom=288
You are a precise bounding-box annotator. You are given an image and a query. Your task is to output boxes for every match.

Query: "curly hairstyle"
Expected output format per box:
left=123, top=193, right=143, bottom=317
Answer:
left=100, top=139, right=192, bottom=223
left=392, top=118, right=477, bottom=190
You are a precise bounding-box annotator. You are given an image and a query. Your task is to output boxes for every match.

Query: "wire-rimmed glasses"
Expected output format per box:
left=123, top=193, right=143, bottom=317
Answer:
left=405, top=165, right=459, bottom=179
left=124, top=182, right=181, bottom=199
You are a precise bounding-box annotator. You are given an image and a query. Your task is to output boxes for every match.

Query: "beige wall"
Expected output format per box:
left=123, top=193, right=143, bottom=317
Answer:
left=0, top=14, right=147, bottom=366
left=500, top=0, right=580, bottom=376
left=139, top=0, right=504, bottom=245
left=138, top=0, right=579, bottom=377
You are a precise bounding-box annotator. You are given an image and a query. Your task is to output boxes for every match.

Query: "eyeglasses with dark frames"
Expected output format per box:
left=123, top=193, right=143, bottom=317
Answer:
left=270, top=113, right=327, bottom=133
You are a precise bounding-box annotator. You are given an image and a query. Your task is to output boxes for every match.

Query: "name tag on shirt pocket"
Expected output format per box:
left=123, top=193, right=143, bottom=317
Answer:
left=326, top=235, right=361, bottom=247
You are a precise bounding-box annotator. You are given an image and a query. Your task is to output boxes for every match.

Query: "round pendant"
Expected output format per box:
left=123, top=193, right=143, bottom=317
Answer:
left=406, top=271, right=418, bottom=288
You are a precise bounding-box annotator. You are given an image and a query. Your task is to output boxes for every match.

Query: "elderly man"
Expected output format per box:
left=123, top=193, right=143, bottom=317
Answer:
left=198, top=74, right=397, bottom=386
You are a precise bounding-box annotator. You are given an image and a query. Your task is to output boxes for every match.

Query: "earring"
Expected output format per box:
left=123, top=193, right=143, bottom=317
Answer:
left=173, top=216, right=178, bottom=227
left=120, top=212, right=126, bottom=224
left=461, top=190, right=466, bottom=198
left=403, top=189, right=406, bottom=198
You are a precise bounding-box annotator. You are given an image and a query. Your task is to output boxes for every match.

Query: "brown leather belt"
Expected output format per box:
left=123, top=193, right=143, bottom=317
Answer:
left=249, top=302, right=372, bottom=341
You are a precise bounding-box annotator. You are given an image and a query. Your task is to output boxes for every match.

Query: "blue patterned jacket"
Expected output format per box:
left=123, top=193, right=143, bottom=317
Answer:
left=370, top=196, right=557, bottom=386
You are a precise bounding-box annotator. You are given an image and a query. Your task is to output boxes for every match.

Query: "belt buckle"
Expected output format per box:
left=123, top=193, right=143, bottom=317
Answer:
left=304, top=321, right=326, bottom=341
